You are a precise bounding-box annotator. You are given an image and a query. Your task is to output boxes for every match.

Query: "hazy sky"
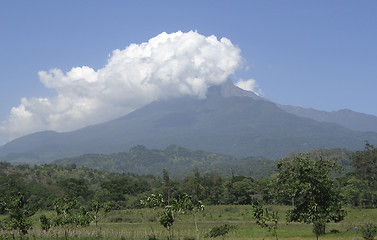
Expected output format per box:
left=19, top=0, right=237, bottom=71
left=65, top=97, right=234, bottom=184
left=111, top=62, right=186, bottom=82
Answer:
left=0, top=0, right=376, bottom=144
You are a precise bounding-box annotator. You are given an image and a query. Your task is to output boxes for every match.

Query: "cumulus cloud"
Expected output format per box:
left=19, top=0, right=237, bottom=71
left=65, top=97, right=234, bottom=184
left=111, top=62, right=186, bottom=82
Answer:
left=0, top=31, right=244, bottom=141
left=235, top=78, right=263, bottom=96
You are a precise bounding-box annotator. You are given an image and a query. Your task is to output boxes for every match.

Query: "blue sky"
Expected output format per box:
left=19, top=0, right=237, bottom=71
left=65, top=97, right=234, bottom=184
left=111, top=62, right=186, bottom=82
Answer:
left=0, top=0, right=376, bottom=143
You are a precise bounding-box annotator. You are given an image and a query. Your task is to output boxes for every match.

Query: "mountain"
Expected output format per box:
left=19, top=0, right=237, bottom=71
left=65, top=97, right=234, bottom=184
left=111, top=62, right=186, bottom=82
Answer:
left=0, top=81, right=376, bottom=164
left=278, top=105, right=377, bottom=133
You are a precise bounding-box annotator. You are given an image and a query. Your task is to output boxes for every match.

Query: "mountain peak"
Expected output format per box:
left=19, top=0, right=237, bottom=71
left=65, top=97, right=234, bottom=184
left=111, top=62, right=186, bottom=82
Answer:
left=208, top=79, right=263, bottom=100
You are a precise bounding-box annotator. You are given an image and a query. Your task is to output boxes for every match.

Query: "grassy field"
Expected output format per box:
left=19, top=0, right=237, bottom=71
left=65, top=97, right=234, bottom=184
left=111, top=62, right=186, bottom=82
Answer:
left=1, top=205, right=376, bottom=239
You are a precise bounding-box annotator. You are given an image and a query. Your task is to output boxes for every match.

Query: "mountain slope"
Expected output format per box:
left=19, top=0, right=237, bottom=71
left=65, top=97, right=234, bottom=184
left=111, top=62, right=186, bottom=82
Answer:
left=0, top=84, right=376, bottom=163
left=278, top=105, right=377, bottom=133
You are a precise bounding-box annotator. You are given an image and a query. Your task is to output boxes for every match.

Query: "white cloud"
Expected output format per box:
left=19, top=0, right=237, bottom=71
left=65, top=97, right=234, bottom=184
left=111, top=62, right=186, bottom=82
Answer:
left=0, top=31, right=243, bottom=141
left=235, top=78, right=263, bottom=96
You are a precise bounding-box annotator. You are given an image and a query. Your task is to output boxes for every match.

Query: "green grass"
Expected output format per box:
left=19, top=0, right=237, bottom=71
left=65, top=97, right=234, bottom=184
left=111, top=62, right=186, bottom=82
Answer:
left=1, top=205, right=376, bottom=239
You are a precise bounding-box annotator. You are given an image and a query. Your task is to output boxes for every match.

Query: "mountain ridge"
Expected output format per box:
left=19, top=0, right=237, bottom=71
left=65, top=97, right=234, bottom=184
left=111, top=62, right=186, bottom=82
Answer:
left=0, top=80, right=376, bottom=164
left=278, top=104, right=377, bottom=133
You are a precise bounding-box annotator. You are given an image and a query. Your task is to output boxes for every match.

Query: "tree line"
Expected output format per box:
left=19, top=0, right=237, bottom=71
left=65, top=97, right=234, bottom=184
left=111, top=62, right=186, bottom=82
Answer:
left=0, top=143, right=376, bottom=238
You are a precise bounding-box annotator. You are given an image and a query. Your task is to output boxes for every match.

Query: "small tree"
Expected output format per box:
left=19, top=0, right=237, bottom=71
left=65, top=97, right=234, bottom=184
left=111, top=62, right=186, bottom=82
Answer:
left=141, top=193, right=205, bottom=240
left=53, top=195, right=92, bottom=239
left=3, top=192, right=36, bottom=237
left=174, top=193, right=205, bottom=240
left=251, top=200, right=279, bottom=240
left=90, top=189, right=113, bottom=236
left=273, top=154, right=346, bottom=240
left=141, top=194, right=175, bottom=239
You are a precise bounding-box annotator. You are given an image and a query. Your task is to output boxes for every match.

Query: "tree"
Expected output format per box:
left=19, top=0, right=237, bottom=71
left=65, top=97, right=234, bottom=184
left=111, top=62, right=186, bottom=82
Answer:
left=340, top=176, right=364, bottom=207
left=141, top=193, right=205, bottom=240
left=162, top=169, right=172, bottom=205
left=230, top=176, right=256, bottom=205
left=251, top=200, right=279, bottom=240
left=351, top=142, right=377, bottom=207
left=53, top=195, right=92, bottom=239
left=58, top=178, right=92, bottom=202
left=273, top=154, right=346, bottom=240
left=2, top=192, right=36, bottom=237
left=201, top=171, right=222, bottom=205
left=141, top=193, right=175, bottom=239
left=174, top=193, right=205, bottom=240
left=90, top=189, right=113, bottom=236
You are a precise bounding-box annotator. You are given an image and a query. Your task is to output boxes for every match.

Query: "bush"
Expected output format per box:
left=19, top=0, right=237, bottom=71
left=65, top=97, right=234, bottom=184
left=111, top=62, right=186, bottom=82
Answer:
left=361, top=223, right=377, bottom=240
left=206, top=224, right=236, bottom=239
left=148, top=235, right=158, bottom=240
left=329, top=229, right=340, bottom=234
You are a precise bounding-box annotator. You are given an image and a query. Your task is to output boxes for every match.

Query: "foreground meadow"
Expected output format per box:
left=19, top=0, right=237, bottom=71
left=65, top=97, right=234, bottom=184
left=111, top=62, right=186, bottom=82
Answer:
left=1, top=205, right=375, bottom=240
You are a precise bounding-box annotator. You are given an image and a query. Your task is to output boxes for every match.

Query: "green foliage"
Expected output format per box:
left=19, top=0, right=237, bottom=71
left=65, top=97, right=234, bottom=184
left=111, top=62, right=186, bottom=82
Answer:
left=159, top=206, right=174, bottom=231
left=1, top=154, right=377, bottom=240
left=90, top=189, right=113, bottom=233
left=142, top=194, right=175, bottom=240
left=58, top=178, right=92, bottom=201
left=54, top=145, right=274, bottom=179
left=341, top=176, right=365, bottom=207
left=251, top=200, right=279, bottom=240
left=142, top=192, right=205, bottom=240
left=2, top=192, right=35, bottom=236
left=361, top=222, right=377, bottom=240
left=53, top=195, right=92, bottom=239
left=39, top=214, right=51, bottom=232
left=273, top=154, right=346, bottom=239
left=206, top=224, right=236, bottom=239
left=351, top=142, right=377, bottom=207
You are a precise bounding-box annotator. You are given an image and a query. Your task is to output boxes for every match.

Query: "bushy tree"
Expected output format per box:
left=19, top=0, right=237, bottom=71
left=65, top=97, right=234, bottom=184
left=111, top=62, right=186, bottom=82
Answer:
left=2, top=192, right=36, bottom=237
left=351, top=142, right=377, bottom=207
left=53, top=195, right=92, bottom=239
left=273, top=154, right=346, bottom=240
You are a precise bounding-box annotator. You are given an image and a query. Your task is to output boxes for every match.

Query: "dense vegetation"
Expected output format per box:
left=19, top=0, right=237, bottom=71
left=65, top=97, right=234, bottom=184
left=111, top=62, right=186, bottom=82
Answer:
left=53, top=145, right=356, bottom=179
left=0, top=143, right=376, bottom=239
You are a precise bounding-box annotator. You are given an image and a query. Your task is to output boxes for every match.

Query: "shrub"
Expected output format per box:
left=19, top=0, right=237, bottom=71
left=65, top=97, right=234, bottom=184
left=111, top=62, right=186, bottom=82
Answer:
left=329, top=229, right=340, bottom=234
left=206, top=224, right=236, bottom=239
left=148, top=235, right=158, bottom=240
left=361, top=223, right=377, bottom=240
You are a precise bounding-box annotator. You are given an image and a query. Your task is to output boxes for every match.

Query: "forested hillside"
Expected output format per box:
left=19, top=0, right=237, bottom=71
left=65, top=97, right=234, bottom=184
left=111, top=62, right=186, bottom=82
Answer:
left=53, top=145, right=275, bottom=178
left=53, top=145, right=355, bottom=178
